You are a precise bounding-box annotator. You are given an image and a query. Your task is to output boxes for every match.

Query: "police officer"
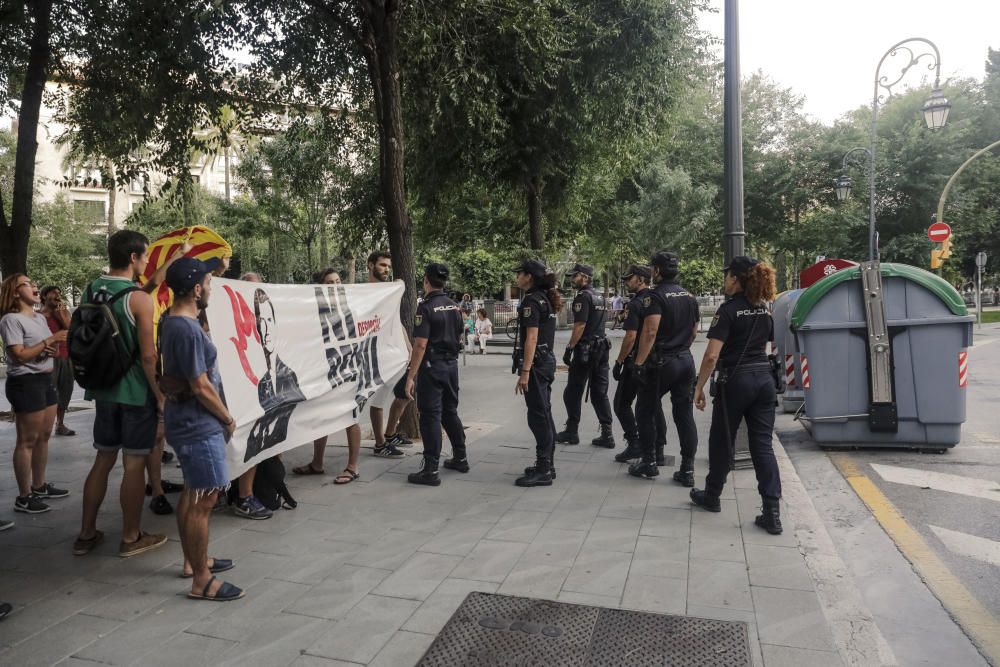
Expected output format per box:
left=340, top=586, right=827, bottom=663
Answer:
left=406, top=263, right=468, bottom=486
left=629, top=251, right=699, bottom=483
left=556, top=263, right=615, bottom=449
left=690, top=256, right=783, bottom=535
left=511, top=259, right=561, bottom=487
left=611, top=265, right=667, bottom=463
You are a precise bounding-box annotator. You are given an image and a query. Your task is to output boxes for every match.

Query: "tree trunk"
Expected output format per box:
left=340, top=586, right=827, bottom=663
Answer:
left=224, top=144, right=231, bottom=202
left=105, top=159, right=117, bottom=234
left=775, top=251, right=787, bottom=292
left=346, top=253, right=356, bottom=283
left=320, top=220, right=329, bottom=267
left=359, top=0, right=419, bottom=437
left=0, top=0, right=53, bottom=276
left=527, top=175, right=544, bottom=250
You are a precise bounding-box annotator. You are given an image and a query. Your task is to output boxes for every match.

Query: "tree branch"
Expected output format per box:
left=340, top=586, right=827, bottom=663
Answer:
left=301, top=0, right=362, bottom=47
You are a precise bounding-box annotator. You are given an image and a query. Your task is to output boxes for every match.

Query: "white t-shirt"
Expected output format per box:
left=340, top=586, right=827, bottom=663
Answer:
left=475, top=318, right=493, bottom=336
left=0, top=312, right=54, bottom=375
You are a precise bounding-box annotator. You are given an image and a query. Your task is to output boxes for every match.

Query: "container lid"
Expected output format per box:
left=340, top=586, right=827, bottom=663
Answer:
left=790, top=263, right=968, bottom=330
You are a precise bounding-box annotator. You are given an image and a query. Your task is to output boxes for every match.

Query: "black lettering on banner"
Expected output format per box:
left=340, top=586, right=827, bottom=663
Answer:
left=318, top=290, right=386, bottom=398
left=315, top=285, right=358, bottom=344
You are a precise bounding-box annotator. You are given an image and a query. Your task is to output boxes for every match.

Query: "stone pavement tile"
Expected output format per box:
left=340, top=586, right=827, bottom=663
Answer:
left=307, top=513, right=392, bottom=546
left=648, top=482, right=701, bottom=510
left=213, top=612, right=328, bottom=667
left=598, top=486, right=652, bottom=520
left=0, top=544, right=39, bottom=571
left=451, top=539, right=528, bottom=583
left=76, top=571, right=178, bottom=623
left=687, top=559, right=753, bottom=612
left=193, top=578, right=312, bottom=641
left=510, top=483, right=568, bottom=512
left=283, top=564, right=391, bottom=620
left=686, top=604, right=763, bottom=667
left=693, top=497, right=741, bottom=528
left=0, top=570, right=81, bottom=607
left=287, top=656, right=358, bottom=667
left=744, top=544, right=814, bottom=592
left=403, top=578, right=499, bottom=635
left=344, top=528, right=433, bottom=570
left=639, top=507, right=690, bottom=539
left=0, top=612, right=121, bottom=667
left=581, top=517, right=641, bottom=553
left=485, top=509, right=549, bottom=543
left=751, top=586, right=837, bottom=652
left=761, top=644, right=844, bottom=666
left=0, top=579, right=118, bottom=649
left=562, top=548, right=631, bottom=598
left=689, top=533, right=745, bottom=564
left=732, top=469, right=761, bottom=490
left=268, top=540, right=363, bottom=585
left=372, top=551, right=463, bottom=601
left=557, top=590, right=621, bottom=607
left=305, top=594, right=421, bottom=664
left=417, top=519, right=493, bottom=557
left=621, top=573, right=687, bottom=615
left=455, top=493, right=518, bottom=523
left=53, top=658, right=106, bottom=666
left=133, top=631, right=235, bottom=666
left=445, top=461, right=509, bottom=484
left=628, top=535, right=688, bottom=579
left=498, top=563, right=569, bottom=600
left=368, top=630, right=435, bottom=667
left=543, top=504, right=600, bottom=532
left=519, top=528, right=587, bottom=568
left=0, top=523, right=68, bottom=548
left=220, top=550, right=288, bottom=588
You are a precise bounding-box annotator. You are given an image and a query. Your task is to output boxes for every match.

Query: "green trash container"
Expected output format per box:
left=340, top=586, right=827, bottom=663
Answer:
left=790, top=263, right=974, bottom=447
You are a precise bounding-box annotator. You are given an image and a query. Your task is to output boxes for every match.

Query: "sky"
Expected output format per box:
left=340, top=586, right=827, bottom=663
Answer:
left=699, top=0, right=1000, bottom=124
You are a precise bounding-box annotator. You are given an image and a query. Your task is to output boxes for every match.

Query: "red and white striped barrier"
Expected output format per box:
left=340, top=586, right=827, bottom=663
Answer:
left=958, top=350, right=969, bottom=388
left=800, top=354, right=810, bottom=389
left=785, top=354, right=796, bottom=387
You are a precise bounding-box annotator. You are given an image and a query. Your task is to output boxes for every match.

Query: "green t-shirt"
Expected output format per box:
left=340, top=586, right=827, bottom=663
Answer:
left=83, top=275, right=150, bottom=407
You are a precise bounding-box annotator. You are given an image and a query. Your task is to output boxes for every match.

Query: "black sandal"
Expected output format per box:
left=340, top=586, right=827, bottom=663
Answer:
left=333, top=468, right=359, bottom=485
left=187, top=575, right=245, bottom=601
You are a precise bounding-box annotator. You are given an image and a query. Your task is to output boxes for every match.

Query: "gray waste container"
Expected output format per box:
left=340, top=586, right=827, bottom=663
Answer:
left=773, top=289, right=805, bottom=413
left=790, top=263, right=973, bottom=447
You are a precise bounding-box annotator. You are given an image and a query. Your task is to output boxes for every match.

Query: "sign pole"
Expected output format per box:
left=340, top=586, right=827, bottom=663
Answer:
left=975, top=251, right=988, bottom=328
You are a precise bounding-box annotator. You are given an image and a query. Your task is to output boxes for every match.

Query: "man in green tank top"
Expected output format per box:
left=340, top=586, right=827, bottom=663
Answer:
left=73, top=230, right=169, bottom=559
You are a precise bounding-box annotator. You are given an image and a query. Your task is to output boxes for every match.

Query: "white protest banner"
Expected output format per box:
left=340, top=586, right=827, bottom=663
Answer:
left=205, top=278, right=408, bottom=478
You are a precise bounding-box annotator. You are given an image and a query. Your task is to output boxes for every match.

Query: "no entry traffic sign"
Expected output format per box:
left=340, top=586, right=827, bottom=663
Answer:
left=928, top=222, right=952, bottom=242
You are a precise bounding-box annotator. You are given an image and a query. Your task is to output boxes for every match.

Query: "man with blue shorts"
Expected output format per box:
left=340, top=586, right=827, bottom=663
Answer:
left=161, top=257, right=243, bottom=601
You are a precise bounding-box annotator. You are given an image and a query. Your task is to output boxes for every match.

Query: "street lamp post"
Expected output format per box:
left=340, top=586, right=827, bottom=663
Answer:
left=835, top=147, right=872, bottom=203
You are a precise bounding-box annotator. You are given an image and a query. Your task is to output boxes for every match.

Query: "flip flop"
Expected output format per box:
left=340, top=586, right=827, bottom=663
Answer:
left=180, top=557, right=235, bottom=578
left=333, top=468, right=359, bottom=485
left=292, top=463, right=325, bottom=476
left=187, top=576, right=245, bottom=602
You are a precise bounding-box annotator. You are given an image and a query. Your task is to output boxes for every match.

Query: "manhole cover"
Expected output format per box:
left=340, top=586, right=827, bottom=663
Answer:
left=417, top=592, right=751, bottom=666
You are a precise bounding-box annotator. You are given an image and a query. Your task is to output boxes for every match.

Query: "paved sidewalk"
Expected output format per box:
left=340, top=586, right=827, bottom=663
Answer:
left=1, top=341, right=872, bottom=666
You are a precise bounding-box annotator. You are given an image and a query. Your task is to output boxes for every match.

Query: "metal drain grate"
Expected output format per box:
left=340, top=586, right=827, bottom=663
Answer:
left=417, top=592, right=751, bottom=667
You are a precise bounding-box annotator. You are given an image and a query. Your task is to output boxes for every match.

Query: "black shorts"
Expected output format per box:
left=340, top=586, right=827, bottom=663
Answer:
left=5, top=373, right=57, bottom=414
left=93, top=399, right=157, bottom=456
left=393, top=374, right=408, bottom=400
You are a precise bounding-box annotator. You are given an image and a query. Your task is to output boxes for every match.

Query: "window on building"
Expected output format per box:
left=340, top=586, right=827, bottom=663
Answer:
left=73, top=200, right=106, bottom=229
left=69, top=164, right=102, bottom=188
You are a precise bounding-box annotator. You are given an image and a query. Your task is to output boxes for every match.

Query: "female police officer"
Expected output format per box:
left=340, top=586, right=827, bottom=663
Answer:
left=511, top=260, right=562, bottom=487
left=690, top=256, right=783, bottom=535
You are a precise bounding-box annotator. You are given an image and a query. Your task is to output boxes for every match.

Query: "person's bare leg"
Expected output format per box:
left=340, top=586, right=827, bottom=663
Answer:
left=384, top=397, right=409, bottom=438
left=13, top=412, right=42, bottom=496
left=177, top=487, right=193, bottom=574
left=310, top=437, right=327, bottom=470
left=238, top=467, right=256, bottom=498
left=120, top=454, right=148, bottom=543
left=370, top=406, right=384, bottom=446
left=79, top=450, right=118, bottom=540
left=29, top=406, right=57, bottom=489
left=184, top=490, right=223, bottom=597
left=346, top=425, right=361, bottom=472
left=146, top=423, right=165, bottom=497
left=56, top=405, right=68, bottom=430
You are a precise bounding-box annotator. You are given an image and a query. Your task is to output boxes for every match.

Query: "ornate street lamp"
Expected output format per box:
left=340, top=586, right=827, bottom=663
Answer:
left=922, top=88, right=952, bottom=130
left=834, top=175, right=852, bottom=202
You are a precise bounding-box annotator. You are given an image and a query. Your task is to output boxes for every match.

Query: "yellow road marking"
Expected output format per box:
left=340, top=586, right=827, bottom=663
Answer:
left=831, top=453, right=1000, bottom=664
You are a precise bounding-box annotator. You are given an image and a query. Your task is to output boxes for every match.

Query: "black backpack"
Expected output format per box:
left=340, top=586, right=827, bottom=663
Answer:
left=68, top=283, right=140, bottom=390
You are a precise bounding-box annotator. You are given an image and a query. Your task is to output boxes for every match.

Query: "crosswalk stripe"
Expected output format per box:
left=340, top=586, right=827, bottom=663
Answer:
left=870, top=463, right=1000, bottom=503
left=930, top=525, right=1000, bottom=567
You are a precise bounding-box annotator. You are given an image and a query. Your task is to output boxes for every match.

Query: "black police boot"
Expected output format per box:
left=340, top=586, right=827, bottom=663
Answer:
left=443, top=457, right=470, bottom=473
left=591, top=424, right=616, bottom=449
left=555, top=425, right=579, bottom=445
left=755, top=496, right=783, bottom=535
left=655, top=443, right=666, bottom=466
left=522, top=464, right=556, bottom=480
left=614, top=437, right=641, bottom=463
left=689, top=488, right=721, bottom=512
left=627, top=460, right=659, bottom=480
left=672, top=457, right=695, bottom=487
left=407, top=458, right=441, bottom=486
left=516, top=459, right=554, bottom=487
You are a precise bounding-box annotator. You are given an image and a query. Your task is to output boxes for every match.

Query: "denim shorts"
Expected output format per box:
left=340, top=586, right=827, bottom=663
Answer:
left=5, top=372, right=57, bottom=414
left=93, top=399, right=157, bottom=455
left=171, top=431, right=229, bottom=493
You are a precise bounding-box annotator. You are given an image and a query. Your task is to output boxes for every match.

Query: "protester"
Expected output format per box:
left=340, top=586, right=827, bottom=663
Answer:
left=366, top=251, right=410, bottom=456
left=293, top=268, right=363, bottom=485
left=472, top=308, right=493, bottom=354
left=1, top=274, right=70, bottom=516
left=160, top=257, right=243, bottom=600
left=39, top=285, right=75, bottom=436
left=73, top=230, right=168, bottom=558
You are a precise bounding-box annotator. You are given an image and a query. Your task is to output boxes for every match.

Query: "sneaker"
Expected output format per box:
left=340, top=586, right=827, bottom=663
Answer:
left=234, top=496, right=273, bottom=520
left=119, top=531, right=168, bottom=558
left=385, top=433, right=413, bottom=447
left=149, top=495, right=174, bottom=515
left=0, top=519, right=13, bottom=532
left=374, top=444, right=405, bottom=458
left=30, top=483, right=69, bottom=499
left=627, top=462, right=659, bottom=480
left=73, top=530, right=105, bottom=556
left=14, top=495, right=50, bottom=514
left=161, top=450, right=175, bottom=464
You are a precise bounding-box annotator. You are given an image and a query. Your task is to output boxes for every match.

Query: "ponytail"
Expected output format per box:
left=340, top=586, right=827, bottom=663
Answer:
left=535, top=272, right=563, bottom=311
left=742, top=263, right=776, bottom=305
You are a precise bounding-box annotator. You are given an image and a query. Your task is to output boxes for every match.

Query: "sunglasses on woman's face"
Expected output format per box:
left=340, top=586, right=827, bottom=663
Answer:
left=16, top=280, right=37, bottom=289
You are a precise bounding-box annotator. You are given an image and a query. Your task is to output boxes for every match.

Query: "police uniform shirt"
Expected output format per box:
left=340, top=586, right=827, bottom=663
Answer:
left=645, top=282, right=699, bottom=353
left=707, top=294, right=773, bottom=368
left=623, top=286, right=653, bottom=357
left=519, top=287, right=556, bottom=351
left=572, top=286, right=606, bottom=339
left=413, top=291, right=463, bottom=354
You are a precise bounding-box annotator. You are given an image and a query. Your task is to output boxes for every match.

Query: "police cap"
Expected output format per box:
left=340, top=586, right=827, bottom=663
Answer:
left=723, top=255, right=759, bottom=278
left=565, top=263, right=594, bottom=278
left=621, top=264, right=652, bottom=281
left=511, top=258, right=548, bottom=279
left=649, top=251, right=680, bottom=274
left=424, top=262, right=450, bottom=282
